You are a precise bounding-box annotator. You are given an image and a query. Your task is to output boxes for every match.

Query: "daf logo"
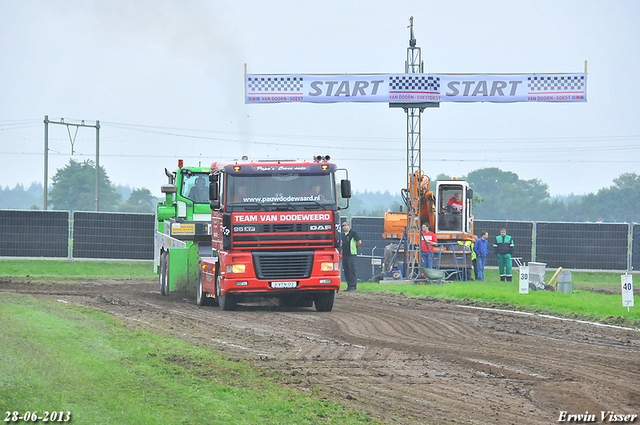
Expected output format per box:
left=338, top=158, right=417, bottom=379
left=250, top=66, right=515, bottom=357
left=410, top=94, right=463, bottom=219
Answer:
left=310, top=224, right=332, bottom=231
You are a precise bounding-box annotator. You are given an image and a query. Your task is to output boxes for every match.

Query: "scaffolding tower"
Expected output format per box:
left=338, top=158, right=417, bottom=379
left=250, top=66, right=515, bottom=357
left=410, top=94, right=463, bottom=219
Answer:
left=390, top=17, right=439, bottom=280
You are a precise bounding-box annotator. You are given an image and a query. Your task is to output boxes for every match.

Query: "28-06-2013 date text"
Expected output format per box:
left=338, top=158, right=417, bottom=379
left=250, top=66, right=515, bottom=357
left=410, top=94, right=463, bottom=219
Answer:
left=5, top=411, right=71, bottom=422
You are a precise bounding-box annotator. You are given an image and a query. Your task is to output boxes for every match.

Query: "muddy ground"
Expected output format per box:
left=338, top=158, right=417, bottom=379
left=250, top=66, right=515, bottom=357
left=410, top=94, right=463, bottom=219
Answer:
left=1, top=277, right=639, bottom=424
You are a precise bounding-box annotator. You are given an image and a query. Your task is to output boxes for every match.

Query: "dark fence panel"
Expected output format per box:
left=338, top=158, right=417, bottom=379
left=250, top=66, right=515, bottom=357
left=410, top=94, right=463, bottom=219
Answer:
left=632, top=224, right=640, bottom=271
left=0, top=210, right=68, bottom=258
left=73, top=212, right=155, bottom=260
left=349, top=217, right=386, bottom=282
left=536, top=222, right=628, bottom=270
left=353, top=256, right=379, bottom=283
left=474, top=220, right=533, bottom=267
left=1, top=211, right=637, bottom=272
left=351, top=217, right=386, bottom=259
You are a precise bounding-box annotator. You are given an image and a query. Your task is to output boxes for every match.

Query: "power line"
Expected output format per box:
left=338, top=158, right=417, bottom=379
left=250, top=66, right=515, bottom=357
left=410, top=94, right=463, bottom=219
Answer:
left=103, top=121, right=640, bottom=145
left=1, top=120, right=639, bottom=158
left=2, top=150, right=639, bottom=164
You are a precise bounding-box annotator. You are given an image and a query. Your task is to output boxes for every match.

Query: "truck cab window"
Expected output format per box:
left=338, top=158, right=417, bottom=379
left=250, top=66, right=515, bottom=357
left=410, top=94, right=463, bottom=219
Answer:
left=183, top=174, right=210, bottom=203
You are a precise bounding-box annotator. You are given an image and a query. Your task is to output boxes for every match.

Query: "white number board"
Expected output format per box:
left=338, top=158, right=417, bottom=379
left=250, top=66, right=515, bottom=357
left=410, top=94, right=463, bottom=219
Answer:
left=519, top=266, right=529, bottom=294
left=621, top=275, right=634, bottom=307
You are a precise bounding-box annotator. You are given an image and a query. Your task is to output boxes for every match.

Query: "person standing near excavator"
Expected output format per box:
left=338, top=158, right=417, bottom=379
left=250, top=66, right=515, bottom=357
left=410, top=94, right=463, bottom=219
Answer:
left=473, top=232, right=489, bottom=281
left=420, top=223, right=438, bottom=269
left=493, top=228, right=515, bottom=281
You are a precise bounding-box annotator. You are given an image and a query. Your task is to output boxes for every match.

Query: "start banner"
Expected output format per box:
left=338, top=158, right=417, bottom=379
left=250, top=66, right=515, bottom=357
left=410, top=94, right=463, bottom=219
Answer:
left=245, top=73, right=587, bottom=104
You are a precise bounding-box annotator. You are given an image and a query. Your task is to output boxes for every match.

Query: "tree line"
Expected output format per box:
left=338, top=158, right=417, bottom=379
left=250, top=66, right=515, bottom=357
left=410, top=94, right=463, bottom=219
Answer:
left=464, top=168, right=640, bottom=222
left=0, top=159, right=158, bottom=213
left=1, top=160, right=639, bottom=222
left=347, top=167, right=640, bottom=223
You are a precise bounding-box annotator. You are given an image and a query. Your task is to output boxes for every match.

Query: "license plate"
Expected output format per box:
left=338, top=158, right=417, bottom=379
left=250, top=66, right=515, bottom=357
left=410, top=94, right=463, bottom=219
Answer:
left=269, top=281, right=298, bottom=289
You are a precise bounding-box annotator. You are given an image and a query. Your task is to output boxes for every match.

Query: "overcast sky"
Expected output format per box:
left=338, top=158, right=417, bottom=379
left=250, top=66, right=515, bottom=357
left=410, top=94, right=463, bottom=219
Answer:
left=1, top=0, right=639, bottom=202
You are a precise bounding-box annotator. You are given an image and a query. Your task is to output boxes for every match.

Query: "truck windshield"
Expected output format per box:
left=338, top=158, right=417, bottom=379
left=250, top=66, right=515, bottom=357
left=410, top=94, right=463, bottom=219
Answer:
left=181, top=173, right=210, bottom=203
left=226, top=173, right=335, bottom=205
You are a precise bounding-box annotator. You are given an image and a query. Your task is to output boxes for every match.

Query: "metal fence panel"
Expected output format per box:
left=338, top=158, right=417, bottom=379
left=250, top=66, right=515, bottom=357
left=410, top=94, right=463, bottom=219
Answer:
left=351, top=217, right=386, bottom=259
left=349, top=217, right=386, bottom=282
left=0, top=210, right=68, bottom=258
left=1, top=210, right=637, bottom=272
left=73, top=212, right=155, bottom=260
left=632, top=224, right=640, bottom=271
left=536, top=222, right=628, bottom=270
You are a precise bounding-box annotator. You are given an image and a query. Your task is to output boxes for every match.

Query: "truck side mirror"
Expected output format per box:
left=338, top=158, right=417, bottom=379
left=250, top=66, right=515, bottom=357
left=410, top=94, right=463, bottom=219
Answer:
left=209, top=173, right=219, bottom=201
left=161, top=184, right=176, bottom=204
left=341, top=179, right=352, bottom=199
left=466, top=188, right=474, bottom=200
left=160, top=184, right=177, bottom=194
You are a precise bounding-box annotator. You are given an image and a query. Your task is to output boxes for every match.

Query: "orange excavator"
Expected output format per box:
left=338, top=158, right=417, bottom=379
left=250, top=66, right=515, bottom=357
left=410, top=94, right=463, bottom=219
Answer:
left=382, top=171, right=474, bottom=280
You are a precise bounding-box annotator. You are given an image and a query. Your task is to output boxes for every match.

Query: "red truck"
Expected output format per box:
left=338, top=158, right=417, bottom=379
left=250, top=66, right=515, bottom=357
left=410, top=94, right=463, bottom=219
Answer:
left=197, top=156, right=351, bottom=311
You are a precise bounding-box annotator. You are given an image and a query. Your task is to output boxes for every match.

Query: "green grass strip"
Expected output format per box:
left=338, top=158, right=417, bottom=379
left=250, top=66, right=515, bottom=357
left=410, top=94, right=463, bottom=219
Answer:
left=357, top=269, right=639, bottom=328
left=0, top=294, right=380, bottom=425
left=0, top=259, right=156, bottom=279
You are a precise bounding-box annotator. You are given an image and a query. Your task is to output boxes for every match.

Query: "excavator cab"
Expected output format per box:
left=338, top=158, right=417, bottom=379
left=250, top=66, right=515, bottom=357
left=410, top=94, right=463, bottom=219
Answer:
left=435, top=180, right=473, bottom=236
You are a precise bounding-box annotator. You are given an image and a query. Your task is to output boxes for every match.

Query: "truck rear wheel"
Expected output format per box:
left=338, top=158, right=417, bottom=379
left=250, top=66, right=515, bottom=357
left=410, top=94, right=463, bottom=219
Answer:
left=196, top=269, right=213, bottom=306
left=216, top=275, right=237, bottom=311
left=159, top=251, right=169, bottom=296
left=314, top=291, right=335, bottom=312
left=163, top=251, right=170, bottom=295
left=158, top=253, right=165, bottom=295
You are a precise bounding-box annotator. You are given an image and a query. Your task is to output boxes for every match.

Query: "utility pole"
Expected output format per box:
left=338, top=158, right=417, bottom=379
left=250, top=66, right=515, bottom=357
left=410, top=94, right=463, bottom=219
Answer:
left=43, top=116, right=101, bottom=211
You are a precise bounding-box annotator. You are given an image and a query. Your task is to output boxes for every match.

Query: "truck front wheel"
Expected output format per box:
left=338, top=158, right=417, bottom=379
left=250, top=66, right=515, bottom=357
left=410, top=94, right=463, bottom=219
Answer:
left=314, top=291, right=335, bottom=312
left=216, top=275, right=237, bottom=311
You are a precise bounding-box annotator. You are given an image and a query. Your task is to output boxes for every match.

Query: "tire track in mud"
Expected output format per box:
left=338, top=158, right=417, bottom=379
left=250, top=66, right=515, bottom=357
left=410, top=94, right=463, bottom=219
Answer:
left=2, top=278, right=639, bottom=425
left=325, top=299, right=556, bottom=423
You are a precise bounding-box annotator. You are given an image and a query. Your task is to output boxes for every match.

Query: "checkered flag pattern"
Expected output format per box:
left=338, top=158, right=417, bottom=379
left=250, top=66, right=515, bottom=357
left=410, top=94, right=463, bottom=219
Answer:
left=389, top=75, right=440, bottom=92
left=528, top=75, right=585, bottom=92
left=247, top=76, right=304, bottom=93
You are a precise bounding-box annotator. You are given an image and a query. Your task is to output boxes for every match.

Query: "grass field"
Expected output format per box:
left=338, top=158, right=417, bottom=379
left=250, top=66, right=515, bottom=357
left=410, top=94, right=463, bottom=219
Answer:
left=0, top=293, right=380, bottom=425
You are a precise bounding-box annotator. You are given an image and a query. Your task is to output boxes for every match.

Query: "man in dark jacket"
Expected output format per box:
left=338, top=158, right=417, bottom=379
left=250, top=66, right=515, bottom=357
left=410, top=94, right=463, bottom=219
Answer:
left=493, top=228, right=515, bottom=281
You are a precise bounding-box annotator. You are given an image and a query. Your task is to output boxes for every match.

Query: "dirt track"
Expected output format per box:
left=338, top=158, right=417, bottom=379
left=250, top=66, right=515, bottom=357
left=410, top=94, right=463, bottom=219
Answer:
left=2, top=277, right=639, bottom=424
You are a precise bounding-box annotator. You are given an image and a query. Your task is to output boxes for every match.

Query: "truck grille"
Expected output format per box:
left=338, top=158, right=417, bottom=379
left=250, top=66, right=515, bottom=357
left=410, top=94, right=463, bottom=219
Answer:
left=253, top=251, right=314, bottom=279
left=257, top=223, right=307, bottom=232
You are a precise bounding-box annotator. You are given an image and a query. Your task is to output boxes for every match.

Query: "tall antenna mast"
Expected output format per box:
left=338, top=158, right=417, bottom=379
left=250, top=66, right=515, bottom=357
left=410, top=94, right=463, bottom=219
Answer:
left=388, top=17, right=439, bottom=281
left=404, top=16, right=425, bottom=280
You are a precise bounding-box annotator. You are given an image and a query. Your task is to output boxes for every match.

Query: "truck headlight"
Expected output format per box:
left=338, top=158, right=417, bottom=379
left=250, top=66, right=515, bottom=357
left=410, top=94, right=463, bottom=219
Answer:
left=226, top=264, right=246, bottom=273
left=321, top=262, right=338, bottom=271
